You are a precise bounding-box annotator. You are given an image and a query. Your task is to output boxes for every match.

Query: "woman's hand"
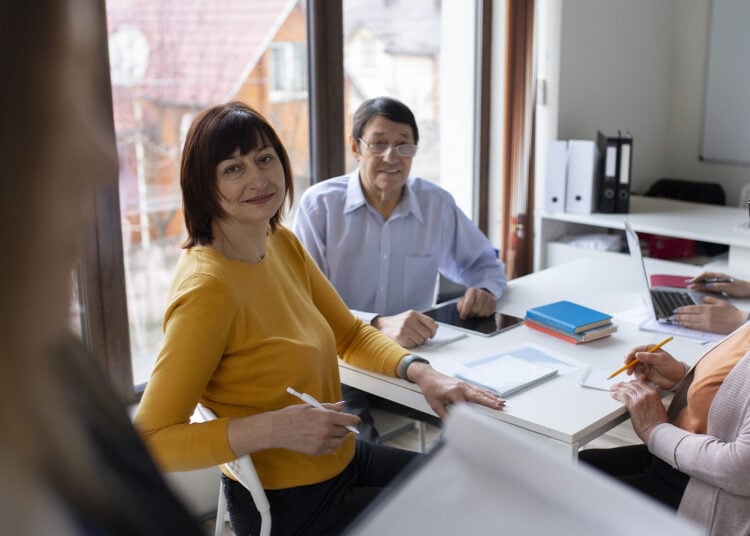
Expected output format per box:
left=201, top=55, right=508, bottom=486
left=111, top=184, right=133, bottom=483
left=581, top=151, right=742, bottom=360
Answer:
left=673, top=296, right=747, bottom=334
left=229, top=402, right=360, bottom=457
left=610, top=380, right=668, bottom=444
left=621, top=344, right=685, bottom=390
left=406, top=361, right=505, bottom=419
left=688, top=272, right=750, bottom=298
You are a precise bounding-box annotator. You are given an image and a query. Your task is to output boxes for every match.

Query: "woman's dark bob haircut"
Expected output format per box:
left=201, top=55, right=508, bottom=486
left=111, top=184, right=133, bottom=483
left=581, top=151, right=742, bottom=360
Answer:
left=351, top=96, right=419, bottom=145
left=180, top=101, right=294, bottom=247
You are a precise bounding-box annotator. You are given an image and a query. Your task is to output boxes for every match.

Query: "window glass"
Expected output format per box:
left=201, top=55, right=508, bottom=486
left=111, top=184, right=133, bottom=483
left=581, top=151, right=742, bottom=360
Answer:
left=343, top=0, right=477, bottom=217
left=106, top=0, right=309, bottom=385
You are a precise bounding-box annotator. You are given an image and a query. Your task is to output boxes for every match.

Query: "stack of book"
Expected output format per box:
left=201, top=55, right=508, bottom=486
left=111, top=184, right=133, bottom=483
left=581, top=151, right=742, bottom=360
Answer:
left=524, top=300, right=617, bottom=344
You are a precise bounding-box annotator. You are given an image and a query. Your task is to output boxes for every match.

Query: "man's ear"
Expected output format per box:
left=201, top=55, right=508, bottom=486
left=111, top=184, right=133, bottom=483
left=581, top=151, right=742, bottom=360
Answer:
left=349, top=135, right=361, bottom=163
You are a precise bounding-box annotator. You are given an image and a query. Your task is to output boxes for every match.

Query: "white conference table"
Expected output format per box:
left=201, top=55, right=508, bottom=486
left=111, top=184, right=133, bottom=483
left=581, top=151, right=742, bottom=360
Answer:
left=339, top=256, right=743, bottom=460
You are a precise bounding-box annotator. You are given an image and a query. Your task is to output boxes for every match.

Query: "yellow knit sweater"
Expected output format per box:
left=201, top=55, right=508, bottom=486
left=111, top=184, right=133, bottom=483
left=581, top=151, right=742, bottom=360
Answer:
left=135, top=226, right=408, bottom=489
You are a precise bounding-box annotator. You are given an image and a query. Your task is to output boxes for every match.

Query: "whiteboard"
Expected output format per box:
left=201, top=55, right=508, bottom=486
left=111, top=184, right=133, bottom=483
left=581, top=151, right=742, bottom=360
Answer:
left=701, top=0, right=750, bottom=164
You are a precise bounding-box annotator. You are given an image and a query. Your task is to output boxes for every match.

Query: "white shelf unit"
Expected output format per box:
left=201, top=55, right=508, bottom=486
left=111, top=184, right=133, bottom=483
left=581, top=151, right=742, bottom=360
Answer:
left=534, top=195, right=750, bottom=272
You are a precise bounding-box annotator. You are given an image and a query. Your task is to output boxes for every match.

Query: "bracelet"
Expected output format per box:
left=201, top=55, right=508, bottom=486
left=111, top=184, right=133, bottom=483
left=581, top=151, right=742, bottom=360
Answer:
left=397, top=354, right=430, bottom=382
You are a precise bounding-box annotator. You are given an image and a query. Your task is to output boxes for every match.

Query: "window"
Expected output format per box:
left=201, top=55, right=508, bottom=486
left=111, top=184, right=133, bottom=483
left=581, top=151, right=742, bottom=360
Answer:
left=343, top=0, right=479, bottom=219
left=90, top=0, right=495, bottom=394
left=105, top=0, right=310, bottom=386
left=270, top=42, right=308, bottom=101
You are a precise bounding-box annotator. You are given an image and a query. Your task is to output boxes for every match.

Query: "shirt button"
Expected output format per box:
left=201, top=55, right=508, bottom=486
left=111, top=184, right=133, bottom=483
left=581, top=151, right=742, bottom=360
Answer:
left=382, top=254, right=388, bottom=259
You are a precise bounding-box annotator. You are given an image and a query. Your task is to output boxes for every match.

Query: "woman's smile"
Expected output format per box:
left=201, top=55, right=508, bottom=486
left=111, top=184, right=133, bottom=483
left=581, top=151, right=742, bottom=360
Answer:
left=244, top=192, right=275, bottom=205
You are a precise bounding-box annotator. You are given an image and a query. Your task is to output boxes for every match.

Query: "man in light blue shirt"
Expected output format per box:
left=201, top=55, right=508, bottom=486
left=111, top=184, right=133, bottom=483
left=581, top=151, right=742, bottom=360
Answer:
left=293, top=96, right=507, bottom=440
left=293, top=97, right=507, bottom=348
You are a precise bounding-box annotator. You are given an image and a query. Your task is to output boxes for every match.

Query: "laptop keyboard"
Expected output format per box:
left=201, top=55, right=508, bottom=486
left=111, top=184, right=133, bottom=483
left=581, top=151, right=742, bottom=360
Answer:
left=651, top=289, right=696, bottom=319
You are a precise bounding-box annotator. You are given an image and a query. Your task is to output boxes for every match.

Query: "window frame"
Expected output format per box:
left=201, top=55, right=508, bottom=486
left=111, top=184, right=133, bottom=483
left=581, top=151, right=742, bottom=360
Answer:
left=84, top=0, right=494, bottom=398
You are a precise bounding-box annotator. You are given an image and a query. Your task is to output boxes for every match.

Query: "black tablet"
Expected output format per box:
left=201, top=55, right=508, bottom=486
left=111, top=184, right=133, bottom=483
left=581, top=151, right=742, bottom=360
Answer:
left=422, top=302, right=523, bottom=337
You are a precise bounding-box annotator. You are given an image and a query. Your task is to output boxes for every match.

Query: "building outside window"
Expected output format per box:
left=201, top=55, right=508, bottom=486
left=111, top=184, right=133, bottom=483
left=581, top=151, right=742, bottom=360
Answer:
left=101, top=0, right=486, bottom=390
left=106, top=0, right=309, bottom=386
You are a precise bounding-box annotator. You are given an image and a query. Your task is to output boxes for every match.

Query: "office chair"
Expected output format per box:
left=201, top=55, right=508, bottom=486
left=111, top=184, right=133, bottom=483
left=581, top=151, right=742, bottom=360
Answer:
left=195, top=404, right=271, bottom=536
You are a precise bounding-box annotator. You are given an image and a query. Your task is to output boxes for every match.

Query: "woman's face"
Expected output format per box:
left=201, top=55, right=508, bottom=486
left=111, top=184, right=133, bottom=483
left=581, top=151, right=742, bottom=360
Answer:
left=215, top=144, right=286, bottom=227
left=351, top=116, right=416, bottom=205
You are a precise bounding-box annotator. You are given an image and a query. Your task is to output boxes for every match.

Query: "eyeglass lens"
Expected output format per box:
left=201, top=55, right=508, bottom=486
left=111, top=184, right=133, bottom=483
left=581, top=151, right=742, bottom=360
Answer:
left=361, top=140, right=417, bottom=157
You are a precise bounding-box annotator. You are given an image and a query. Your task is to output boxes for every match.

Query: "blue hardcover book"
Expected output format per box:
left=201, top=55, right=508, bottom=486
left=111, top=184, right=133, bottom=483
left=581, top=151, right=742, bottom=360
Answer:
left=525, top=300, right=611, bottom=334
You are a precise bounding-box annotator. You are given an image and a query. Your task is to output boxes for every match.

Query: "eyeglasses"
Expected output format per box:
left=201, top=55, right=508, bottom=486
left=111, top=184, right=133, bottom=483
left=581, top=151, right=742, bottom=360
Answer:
left=358, top=139, right=418, bottom=158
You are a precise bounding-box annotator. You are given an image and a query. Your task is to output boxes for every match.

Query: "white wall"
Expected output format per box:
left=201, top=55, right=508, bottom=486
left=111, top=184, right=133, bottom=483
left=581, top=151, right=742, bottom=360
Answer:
left=546, top=0, right=750, bottom=205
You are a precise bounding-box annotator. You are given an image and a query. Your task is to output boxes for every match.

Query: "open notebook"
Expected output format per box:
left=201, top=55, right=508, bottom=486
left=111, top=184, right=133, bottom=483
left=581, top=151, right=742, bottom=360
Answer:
left=454, top=345, right=579, bottom=397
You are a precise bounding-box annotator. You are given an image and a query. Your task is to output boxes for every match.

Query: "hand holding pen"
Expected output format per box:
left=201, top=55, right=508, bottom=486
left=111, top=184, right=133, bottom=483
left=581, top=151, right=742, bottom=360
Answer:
left=688, top=272, right=750, bottom=298
left=608, top=336, right=673, bottom=379
left=287, top=387, right=360, bottom=434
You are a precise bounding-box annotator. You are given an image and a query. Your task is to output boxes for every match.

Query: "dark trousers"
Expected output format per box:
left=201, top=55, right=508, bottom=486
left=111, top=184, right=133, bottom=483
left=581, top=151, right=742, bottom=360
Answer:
left=222, top=440, right=420, bottom=536
left=578, top=444, right=689, bottom=510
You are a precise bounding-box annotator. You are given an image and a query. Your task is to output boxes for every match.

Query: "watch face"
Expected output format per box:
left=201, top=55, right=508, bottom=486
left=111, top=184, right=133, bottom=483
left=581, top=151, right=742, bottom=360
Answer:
left=423, top=303, right=522, bottom=336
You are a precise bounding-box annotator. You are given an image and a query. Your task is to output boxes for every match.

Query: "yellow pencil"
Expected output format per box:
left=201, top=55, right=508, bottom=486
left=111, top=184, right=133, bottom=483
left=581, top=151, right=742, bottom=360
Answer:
left=607, top=336, right=674, bottom=379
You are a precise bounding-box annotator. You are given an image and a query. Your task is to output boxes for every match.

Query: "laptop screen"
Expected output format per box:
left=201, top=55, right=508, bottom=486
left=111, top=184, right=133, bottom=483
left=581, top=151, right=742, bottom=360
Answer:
left=623, top=219, right=656, bottom=317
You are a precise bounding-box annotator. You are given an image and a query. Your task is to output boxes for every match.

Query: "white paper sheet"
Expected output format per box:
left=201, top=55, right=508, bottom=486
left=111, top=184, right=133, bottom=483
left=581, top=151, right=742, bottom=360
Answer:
left=579, top=366, right=621, bottom=391
left=420, top=324, right=468, bottom=348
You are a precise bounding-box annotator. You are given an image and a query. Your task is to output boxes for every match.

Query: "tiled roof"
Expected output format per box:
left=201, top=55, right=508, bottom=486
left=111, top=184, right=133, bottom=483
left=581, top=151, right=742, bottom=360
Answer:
left=106, top=0, right=296, bottom=108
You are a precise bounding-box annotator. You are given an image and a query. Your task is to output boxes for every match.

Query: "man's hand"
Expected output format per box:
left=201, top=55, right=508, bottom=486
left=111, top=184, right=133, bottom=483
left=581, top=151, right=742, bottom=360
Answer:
left=673, top=296, right=748, bottom=334
left=610, top=380, right=667, bottom=444
left=372, top=310, right=438, bottom=348
left=456, top=287, right=497, bottom=319
left=405, top=361, right=505, bottom=419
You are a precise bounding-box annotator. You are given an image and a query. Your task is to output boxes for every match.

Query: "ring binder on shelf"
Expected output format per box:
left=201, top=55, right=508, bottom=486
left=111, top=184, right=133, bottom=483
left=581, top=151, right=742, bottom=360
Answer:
left=565, top=140, right=598, bottom=214
left=616, top=132, right=633, bottom=213
left=544, top=140, right=568, bottom=213
left=595, top=130, right=633, bottom=214
left=596, top=131, right=619, bottom=213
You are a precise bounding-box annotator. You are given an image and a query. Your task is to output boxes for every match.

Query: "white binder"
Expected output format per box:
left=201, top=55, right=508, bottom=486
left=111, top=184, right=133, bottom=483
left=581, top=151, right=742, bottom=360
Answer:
left=544, top=140, right=568, bottom=213
left=565, top=140, right=599, bottom=214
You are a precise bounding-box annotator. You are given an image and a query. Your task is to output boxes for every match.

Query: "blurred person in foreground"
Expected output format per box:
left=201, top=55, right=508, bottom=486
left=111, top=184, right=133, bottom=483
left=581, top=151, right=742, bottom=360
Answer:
left=0, top=1, right=204, bottom=534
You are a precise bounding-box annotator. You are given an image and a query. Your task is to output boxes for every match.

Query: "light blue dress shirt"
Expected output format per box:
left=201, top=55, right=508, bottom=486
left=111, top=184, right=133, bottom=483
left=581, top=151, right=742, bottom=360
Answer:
left=292, top=170, right=507, bottom=318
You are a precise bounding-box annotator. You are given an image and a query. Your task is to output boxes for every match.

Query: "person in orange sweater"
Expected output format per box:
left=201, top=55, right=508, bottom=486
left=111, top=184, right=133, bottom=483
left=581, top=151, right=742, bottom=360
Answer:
left=134, top=101, right=505, bottom=536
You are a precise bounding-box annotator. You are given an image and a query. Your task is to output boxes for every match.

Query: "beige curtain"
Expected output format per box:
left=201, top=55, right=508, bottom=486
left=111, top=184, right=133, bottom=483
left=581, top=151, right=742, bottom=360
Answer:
left=500, top=0, right=536, bottom=279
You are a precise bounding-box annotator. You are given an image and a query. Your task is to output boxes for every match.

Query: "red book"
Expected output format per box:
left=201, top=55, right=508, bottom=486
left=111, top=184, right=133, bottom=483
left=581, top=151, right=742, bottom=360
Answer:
left=649, top=274, right=691, bottom=288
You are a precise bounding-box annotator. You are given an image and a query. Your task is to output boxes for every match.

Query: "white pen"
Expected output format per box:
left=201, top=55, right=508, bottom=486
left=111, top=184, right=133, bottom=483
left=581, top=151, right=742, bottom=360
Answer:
left=286, top=387, right=359, bottom=434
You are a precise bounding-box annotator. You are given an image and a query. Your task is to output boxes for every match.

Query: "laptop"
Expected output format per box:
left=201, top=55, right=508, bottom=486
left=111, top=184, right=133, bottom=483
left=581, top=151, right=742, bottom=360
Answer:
left=623, top=219, right=705, bottom=323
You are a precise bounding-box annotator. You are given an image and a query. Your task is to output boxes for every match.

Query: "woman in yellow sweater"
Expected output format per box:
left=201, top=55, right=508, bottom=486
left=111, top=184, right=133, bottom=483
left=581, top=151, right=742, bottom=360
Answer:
left=135, top=101, right=504, bottom=535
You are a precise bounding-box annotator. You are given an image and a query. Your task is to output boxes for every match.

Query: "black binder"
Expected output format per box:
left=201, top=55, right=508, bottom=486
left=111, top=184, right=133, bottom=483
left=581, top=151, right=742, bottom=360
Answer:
left=616, top=132, right=633, bottom=213
left=596, top=131, right=619, bottom=213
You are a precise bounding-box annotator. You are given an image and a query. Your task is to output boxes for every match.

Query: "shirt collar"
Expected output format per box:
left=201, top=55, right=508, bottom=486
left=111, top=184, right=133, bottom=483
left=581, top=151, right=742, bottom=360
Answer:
left=344, top=168, right=424, bottom=224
